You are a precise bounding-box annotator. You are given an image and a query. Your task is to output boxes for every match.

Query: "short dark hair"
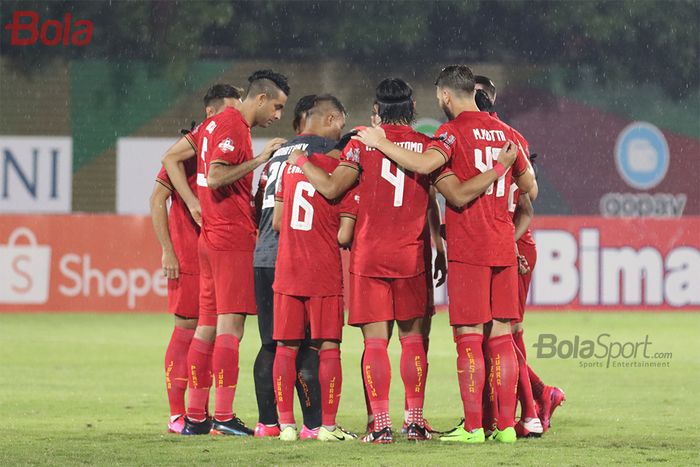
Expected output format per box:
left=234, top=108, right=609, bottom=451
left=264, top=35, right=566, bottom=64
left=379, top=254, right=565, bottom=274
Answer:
left=246, top=69, right=290, bottom=98
left=203, top=83, right=243, bottom=107
left=435, top=65, right=475, bottom=95
left=375, top=78, right=415, bottom=125
left=474, top=75, right=496, bottom=98
left=292, top=94, right=317, bottom=133
left=309, top=94, right=347, bottom=117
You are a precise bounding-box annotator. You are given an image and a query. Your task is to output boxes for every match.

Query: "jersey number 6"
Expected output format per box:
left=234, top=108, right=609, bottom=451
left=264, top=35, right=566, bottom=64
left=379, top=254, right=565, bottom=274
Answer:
left=291, top=181, right=315, bottom=231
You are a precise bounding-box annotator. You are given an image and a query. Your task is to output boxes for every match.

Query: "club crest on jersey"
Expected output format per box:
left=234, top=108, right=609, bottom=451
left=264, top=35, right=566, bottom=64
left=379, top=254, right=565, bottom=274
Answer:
left=439, top=132, right=456, bottom=147
left=218, top=138, right=235, bottom=153
left=345, top=147, right=360, bottom=163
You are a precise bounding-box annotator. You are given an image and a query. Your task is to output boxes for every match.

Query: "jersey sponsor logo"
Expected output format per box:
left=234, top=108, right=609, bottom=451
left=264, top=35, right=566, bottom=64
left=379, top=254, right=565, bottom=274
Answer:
left=218, top=138, right=235, bottom=153
left=345, top=147, right=360, bottom=163
left=438, top=132, right=456, bottom=146
left=614, top=122, right=669, bottom=190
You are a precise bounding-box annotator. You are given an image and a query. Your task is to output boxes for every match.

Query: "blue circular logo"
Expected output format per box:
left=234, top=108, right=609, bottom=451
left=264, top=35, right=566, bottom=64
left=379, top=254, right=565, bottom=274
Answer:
left=615, top=122, right=669, bottom=190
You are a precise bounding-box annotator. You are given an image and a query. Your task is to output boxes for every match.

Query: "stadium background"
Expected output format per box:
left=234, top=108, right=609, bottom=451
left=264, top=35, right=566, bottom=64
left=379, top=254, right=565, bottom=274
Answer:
left=1, top=1, right=699, bottom=465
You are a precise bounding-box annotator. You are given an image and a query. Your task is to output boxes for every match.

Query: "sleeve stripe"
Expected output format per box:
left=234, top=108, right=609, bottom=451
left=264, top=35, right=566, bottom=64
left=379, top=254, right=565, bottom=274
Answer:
left=338, top=162, right=360, bottom=171
left=155, top=179, right=174, bottom=191
left=339, top=213, right=357, bottom=220
left=185, top=134, right=197, bottom=152
left=429, top=146, right=449, bottom=164
left=433, top=171, right=455, bottom=185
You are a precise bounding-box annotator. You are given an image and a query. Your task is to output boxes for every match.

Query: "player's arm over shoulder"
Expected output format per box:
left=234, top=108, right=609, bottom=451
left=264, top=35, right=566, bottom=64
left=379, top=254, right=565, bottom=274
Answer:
left=352, top=127, right=447, bottom=175
left=509, top=129, right=536, bottom=194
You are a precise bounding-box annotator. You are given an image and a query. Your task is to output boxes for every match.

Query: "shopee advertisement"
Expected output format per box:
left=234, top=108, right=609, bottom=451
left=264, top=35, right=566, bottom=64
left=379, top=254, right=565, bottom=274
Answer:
left=0, top=215, right=166, bottom=312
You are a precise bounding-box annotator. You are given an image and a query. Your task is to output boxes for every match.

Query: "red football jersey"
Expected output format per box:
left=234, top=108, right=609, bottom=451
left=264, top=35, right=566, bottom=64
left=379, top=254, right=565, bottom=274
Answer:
left=156, top=158, right=201, bottom=274
left=184, top=122, right=202, bottom=152
left=429, top=111, right=528, bottom=267
left=195, top=106, right=256, bottom=251
left=340, top=124, right=432, bottom=278
left=273, top=154, right=357, bottom=297
left=506, top=126, right=536, bottom=248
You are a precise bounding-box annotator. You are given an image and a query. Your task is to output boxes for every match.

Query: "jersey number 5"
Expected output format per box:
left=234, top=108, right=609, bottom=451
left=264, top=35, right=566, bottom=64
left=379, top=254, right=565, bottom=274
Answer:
left=475, top=146, right=507, bottom=197
left=381, top=158, right=405, bottom=207
left=291, top=181, right=315, bottom=231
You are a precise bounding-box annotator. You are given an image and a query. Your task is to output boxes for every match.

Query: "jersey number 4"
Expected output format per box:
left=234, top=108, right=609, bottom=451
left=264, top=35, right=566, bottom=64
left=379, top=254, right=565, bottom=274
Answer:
left=475, top=146, right=507, bottom=197
left=291, top=181, right=315, bottom=231
left=381, top=158, right=406, bottom=207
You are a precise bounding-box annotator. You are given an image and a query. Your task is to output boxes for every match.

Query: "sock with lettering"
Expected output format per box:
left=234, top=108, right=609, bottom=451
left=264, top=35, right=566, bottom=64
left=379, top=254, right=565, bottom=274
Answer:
left=164, top=326, right=195, bottom=417
left=456, top=333, right=485, bottom=432
left=363, top=339, right=391, bottom=429
left=212, top=334, right=240, bottom=422
left=487, top=334, right=519, bottom=430
left=319, top=348, right=342, bottom=428
left=186, top=337, right=213, bottom=422
left=400, top=335, right=427, bottom=411
left=273, top=345, right=298, bottom=426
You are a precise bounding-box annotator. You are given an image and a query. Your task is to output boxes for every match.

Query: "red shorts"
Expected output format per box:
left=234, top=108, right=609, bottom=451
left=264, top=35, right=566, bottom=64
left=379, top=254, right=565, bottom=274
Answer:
left=447, top=261, right=519, bottom=326
left=515, top=243, right=537, bottom=323
left=167, top=272, right=199, bottom=319
left=198, top=238, right=256, bottom=327
left=348, top=273, right=428, bottom=326
left=273, top=293, right=344, bottom=341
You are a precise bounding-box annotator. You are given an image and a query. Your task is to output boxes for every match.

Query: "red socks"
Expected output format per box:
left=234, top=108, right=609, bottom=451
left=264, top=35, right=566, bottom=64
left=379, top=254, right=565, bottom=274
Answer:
left=164, top=326, right=194, bottom=416
left=482, top=340, right=498, bottom=432
left=363, top=338, right=391, bottom=427
left=212, top=334, right=240, bottom=422
left=455, top=333, right=485, bottom=432
left=513, top=330, right=545, bottom=398
left=512, top=331, right=538, bottom=419
left=319, top=348, right=342, bottom=427
left=487, top=334, right=519, bottom=430
left=273, top=345, right=298, bottom=425
left=400, top=335, right=427, bottom=410
left=186, top=337, right=214, bottom=422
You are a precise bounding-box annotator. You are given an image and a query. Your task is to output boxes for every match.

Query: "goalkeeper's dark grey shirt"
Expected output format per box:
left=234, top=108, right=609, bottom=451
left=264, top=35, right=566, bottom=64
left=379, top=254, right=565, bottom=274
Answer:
left=253, top=134, right=336, bottom=269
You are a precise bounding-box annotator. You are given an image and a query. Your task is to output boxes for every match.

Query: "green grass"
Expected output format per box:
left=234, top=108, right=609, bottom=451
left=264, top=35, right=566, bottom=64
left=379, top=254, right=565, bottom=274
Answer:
left=1, top=312, right=699, bottom=466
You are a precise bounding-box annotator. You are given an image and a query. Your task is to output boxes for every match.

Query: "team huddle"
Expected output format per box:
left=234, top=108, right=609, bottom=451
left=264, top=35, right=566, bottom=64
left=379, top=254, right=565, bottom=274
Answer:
left=150, top=66, right=565, bottom=444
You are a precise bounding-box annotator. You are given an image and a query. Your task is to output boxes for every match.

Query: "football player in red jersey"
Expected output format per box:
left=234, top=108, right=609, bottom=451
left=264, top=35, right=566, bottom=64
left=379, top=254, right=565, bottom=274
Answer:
left=159, top=85, right=243, bottom=227
left=150, top=84, right=242, bottom=434
left=252, top=95, right=348, bottom=440
left=288, top=78, right=444, bottom=443
left=270, top=132, right=359, bottom=442
left=165, top=70, right=289, bottom=436
left=474, top=75, right=565, bottom=436
left=336, top=186, right=446, bottom=437
left=354, top=65, right=535, bottom=444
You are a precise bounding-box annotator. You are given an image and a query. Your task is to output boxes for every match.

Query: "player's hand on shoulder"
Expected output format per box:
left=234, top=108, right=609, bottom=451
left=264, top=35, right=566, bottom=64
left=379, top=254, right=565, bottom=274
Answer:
left=499, top=140, right=518, bottom=169
left=260, top=137, right=287, bottom=161
left=162, top=249, right=180, bottom=279
left=288, top=149, right=307, bottom=167
left=353, top=126, right=386, bottom=148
